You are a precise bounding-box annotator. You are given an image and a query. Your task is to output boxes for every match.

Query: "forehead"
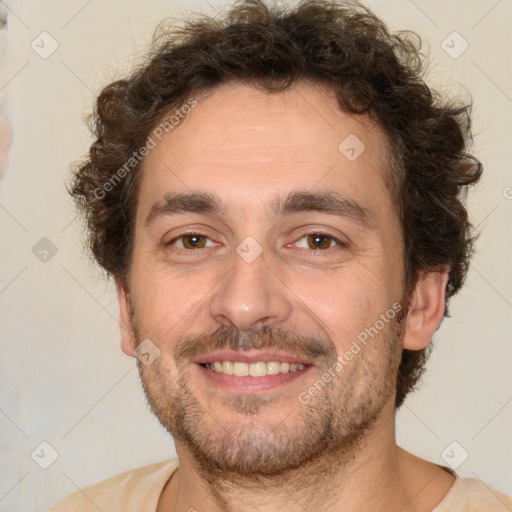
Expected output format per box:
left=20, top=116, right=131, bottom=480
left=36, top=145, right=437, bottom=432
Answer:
left=136, top=80, right=394, bottom=224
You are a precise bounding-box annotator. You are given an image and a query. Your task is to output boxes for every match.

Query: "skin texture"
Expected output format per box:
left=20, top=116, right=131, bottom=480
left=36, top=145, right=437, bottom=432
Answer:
left=116, top=81, right=454, bottom=511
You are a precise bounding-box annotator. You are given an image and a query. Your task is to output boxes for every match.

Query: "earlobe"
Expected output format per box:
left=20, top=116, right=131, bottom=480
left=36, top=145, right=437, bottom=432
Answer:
left=115, top=278, right=136, bottom=357
left=403, top=267, right=449, bottom=351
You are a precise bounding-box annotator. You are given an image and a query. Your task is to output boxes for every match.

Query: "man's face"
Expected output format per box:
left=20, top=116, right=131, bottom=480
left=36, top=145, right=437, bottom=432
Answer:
left=120, top=81, right=409, bottom=476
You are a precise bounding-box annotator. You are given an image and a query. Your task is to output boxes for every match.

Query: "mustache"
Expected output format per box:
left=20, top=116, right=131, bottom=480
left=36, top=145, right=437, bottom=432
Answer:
left=174, top=325, right=337, bottom=366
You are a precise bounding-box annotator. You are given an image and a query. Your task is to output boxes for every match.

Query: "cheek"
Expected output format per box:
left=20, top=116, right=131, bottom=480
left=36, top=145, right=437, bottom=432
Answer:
left=289, top=263, right=400, bottom=349
left=131, top=246, right=189, bottom=314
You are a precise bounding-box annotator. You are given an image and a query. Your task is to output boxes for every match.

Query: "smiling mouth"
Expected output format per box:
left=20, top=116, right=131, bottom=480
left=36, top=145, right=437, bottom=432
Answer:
left=193, top=349, right=315, bottom=392
left=201, top=361, right=309, bottom=377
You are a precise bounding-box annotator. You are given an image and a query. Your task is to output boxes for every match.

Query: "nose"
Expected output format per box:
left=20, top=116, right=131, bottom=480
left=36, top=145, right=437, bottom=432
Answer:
left=209, top=245, right=293, bottom=331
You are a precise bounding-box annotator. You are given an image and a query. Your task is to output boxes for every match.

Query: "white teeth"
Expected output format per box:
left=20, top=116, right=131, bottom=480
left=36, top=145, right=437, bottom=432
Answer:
left=233, top=361, right=249, bottom=376
left=222, top=361, right=234, bottom=375
left=249, top=362, right=267, bottom=377
left=204, top=361, right=307, bottom=377
left=266, top=361, right=280, bottom=375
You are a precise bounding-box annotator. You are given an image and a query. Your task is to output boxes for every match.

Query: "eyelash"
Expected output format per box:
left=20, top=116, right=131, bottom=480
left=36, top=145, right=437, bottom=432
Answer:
left=166, top=231, right=347, bottom=254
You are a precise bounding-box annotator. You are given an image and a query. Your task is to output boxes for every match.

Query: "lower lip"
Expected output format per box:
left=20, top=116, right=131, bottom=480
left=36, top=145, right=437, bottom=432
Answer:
left=195, top=363, right=313, bottom=393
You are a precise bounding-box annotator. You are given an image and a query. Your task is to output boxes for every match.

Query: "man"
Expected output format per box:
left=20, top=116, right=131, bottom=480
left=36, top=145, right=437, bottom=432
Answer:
left=49, top=0, right=512, bottom=510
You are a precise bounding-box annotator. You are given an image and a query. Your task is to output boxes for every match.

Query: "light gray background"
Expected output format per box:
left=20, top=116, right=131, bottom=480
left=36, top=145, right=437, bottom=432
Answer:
left=0, top=1, right=511, bottom=510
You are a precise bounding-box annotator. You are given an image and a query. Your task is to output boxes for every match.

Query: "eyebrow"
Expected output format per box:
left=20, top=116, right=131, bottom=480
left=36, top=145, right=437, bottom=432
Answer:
left=144, top=190, right=374, bottom=229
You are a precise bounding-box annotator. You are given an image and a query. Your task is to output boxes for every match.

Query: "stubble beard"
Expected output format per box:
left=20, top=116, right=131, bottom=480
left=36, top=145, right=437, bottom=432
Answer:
left=132, top=309, right=406, bottom=484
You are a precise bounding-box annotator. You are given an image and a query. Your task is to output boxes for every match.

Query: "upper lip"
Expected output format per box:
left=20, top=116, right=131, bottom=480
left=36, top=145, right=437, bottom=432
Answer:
left=193, top=349, right=314, bottom=366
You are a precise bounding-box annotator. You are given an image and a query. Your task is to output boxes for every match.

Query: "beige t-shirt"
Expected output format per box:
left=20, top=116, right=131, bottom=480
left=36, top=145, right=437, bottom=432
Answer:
left=47, top=459, right=512, bottom=511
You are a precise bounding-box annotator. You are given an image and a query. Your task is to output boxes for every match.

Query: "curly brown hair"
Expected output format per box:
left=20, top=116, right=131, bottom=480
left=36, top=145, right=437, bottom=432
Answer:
left=69, top=0, right=482, bottom=409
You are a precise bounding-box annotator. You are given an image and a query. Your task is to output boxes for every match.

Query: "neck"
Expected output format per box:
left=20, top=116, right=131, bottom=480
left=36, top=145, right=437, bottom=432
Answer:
left=159, top=399, right=450, bottom=512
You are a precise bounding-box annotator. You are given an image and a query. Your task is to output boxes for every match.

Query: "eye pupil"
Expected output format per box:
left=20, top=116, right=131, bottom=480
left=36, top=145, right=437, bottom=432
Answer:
left=308, top=234, right=331, bottom=250
left=183, top=234, right=206, bottom=249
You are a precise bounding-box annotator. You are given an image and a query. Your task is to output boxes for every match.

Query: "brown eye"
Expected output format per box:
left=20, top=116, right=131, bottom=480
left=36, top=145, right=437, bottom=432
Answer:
left=167, top=233, right=213, bottom=250
left=306, top=233, right=334, bottom=250
left=291, top=232, right=345, bottom=253
left=182, top=234, right=206, bottom=249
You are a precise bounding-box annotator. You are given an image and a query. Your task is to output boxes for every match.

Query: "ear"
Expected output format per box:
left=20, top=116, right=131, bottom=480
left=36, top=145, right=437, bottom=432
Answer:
left=115, top=278, right=136, bottom=357
left=402, top=267, right=449, bottom=351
